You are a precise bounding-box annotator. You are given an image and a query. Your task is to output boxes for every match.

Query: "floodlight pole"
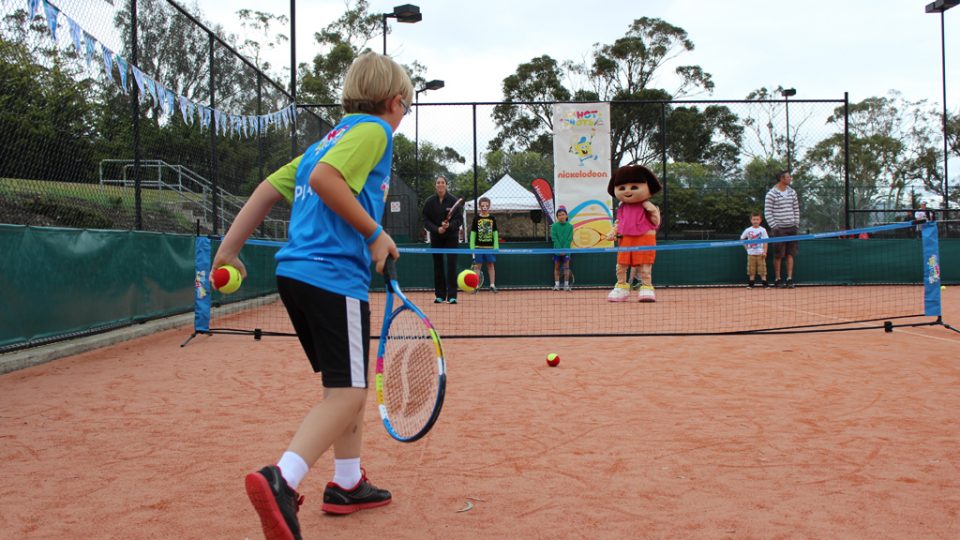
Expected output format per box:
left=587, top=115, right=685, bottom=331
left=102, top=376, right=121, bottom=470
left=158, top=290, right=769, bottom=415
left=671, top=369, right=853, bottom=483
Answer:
left=415, top=80, right=444, bottom=199
left=381, top=4, right=422, bottom=55
left=926, top=0, right=958, bottom=218
left=782, top=88, right=796, bottom=172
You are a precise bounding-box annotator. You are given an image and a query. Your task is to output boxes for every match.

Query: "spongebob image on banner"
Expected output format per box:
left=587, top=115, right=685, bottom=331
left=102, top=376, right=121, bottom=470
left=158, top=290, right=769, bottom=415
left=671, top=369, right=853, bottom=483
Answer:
left=552, top=103, right=613, bottom=247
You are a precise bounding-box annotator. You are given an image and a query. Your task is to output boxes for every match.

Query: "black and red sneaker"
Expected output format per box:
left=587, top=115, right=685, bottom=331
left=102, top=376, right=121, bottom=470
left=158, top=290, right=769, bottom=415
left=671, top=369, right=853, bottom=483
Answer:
left=321, top=470, right=392, bottom=515
left=245, top=465, right=304, bottom=540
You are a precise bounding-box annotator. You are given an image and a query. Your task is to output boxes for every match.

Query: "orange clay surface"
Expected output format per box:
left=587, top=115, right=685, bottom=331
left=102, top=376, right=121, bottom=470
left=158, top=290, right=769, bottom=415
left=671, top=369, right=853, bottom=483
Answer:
left=1, top=290, right=959, bottom=539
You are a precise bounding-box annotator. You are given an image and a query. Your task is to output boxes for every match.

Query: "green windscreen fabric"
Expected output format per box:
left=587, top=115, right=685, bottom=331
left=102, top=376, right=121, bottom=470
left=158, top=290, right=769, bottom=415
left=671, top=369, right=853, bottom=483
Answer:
left=0, top=225, right=195, bottom=351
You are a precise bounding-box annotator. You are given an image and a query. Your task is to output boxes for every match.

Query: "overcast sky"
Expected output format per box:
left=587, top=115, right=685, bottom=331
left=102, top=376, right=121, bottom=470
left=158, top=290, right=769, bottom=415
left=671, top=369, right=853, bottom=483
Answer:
left=189, top=0, right=959, bottom=182
left=196, top=0, right=957, bottom=107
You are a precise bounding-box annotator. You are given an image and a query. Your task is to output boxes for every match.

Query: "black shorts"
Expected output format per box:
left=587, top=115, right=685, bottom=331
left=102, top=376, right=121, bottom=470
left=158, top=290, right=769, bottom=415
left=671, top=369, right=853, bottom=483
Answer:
left=771, top=226, right=799, bottom=257
left=277, top=276, right=370, bottom=388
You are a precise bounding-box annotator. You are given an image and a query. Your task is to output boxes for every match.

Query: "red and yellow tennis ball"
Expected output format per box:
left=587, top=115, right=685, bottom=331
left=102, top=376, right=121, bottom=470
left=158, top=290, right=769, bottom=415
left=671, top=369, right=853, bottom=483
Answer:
left=546, top=353, right=560, bottom=367
left=211, top=265, right=242, bottom=294
left=458, top=269, right=479, bottom=292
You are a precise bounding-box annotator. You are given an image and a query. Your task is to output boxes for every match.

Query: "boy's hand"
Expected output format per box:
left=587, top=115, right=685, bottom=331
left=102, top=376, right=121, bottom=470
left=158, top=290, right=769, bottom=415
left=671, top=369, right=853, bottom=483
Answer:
left=212, top=252, right=247, bottom=279
left=369, top=231, right=399, bottom=274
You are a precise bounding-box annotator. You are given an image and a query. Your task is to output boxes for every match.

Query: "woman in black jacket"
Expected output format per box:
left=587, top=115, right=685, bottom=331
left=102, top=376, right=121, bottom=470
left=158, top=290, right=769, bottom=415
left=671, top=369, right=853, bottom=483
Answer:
left=422, top=175, right=462, bottom=303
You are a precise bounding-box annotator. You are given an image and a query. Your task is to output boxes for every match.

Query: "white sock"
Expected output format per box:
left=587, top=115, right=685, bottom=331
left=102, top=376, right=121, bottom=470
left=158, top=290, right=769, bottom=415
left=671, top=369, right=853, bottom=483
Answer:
left=555, top=280, right=560, bottom=287
left=277, top=451, right=309, bottom=490
left=333, top=457, right=362, bottom=488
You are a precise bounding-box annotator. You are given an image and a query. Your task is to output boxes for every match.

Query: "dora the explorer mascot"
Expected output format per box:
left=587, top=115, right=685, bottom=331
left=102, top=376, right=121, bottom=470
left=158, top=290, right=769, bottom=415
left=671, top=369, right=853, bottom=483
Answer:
left=606, top=164, right=662, bottom=302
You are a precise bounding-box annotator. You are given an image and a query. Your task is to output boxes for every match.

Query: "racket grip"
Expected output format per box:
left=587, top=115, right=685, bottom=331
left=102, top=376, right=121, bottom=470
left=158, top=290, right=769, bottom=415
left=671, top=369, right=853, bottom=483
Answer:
left=383, top=256, right=397, bottom=288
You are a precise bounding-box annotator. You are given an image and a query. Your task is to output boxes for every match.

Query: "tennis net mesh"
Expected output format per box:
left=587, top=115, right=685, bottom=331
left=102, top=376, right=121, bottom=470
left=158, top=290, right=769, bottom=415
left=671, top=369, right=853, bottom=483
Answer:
left=192, top=221, right=944, bottom=339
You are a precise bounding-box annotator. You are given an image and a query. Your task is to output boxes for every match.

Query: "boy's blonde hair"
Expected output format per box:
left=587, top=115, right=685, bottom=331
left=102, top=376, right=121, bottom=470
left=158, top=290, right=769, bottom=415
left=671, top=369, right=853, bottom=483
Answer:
left=342, top=52, right=414, bottom=115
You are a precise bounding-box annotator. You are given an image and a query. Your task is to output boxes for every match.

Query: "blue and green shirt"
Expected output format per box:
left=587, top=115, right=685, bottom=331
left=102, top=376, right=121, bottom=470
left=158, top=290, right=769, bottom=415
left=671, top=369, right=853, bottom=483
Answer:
left=268, top=114, right=393, bottom=301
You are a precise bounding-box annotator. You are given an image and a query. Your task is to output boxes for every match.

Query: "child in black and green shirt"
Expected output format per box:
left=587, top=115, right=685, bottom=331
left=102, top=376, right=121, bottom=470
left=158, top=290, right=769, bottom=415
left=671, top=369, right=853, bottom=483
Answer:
left=469, top=197, right=499, bottom=292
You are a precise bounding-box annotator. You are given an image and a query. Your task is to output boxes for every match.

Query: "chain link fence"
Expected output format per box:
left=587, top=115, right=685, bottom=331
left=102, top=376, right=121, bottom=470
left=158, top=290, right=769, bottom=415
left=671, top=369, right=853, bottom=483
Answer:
left=0, top=0, right=331, bottom=238
left=3, top=1, right=955, bottom=240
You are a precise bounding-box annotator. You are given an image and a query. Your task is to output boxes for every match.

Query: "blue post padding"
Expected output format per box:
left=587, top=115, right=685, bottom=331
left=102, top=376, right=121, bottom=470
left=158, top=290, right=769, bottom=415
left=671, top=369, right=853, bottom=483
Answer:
left=922, top=221, right=942, bottom=316
left=194, top=237, right=211, bottom=332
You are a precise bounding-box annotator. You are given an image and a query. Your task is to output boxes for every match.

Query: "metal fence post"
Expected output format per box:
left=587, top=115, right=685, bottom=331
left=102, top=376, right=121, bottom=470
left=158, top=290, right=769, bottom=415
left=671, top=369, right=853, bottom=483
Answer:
left=844, top=92, right=850, bottom=230
left=660, top=101, right=668, bottom=239
left=209, top=33, right=219, bottom=236
left=131, top=0, right=142, bottom=230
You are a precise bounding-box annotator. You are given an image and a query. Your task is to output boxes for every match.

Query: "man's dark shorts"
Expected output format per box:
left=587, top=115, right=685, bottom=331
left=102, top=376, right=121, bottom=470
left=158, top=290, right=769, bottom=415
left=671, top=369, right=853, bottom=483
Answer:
left=771, top=226, right=799, bottom=258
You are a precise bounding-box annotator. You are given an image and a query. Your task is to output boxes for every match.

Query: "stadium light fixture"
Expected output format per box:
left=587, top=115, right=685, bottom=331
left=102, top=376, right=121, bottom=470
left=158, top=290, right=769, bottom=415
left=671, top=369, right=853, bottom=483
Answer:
left=381, top=4, right=422, bottom=54
left=926, top=0, right=958, bottom=216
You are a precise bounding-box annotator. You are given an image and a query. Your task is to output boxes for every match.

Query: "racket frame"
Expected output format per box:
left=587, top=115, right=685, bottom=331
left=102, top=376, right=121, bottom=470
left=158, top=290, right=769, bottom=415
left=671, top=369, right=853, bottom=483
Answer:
left=375, top=258, right=447, bottom=443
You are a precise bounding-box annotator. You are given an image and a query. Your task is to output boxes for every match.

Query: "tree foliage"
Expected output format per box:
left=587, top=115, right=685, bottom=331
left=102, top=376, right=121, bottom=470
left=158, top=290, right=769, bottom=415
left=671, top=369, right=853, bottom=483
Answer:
left=490, top=18, right=715, bottom=172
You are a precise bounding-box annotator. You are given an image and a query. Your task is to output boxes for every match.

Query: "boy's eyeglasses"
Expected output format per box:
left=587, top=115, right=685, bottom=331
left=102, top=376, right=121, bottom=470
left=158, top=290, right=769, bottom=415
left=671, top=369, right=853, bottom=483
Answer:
left=401, top=100, right=412, bottom=116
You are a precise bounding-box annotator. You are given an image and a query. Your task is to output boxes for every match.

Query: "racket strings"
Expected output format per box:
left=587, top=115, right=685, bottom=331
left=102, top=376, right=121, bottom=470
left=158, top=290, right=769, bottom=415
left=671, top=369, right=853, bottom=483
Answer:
left=382, top=310, right=440, bottom=437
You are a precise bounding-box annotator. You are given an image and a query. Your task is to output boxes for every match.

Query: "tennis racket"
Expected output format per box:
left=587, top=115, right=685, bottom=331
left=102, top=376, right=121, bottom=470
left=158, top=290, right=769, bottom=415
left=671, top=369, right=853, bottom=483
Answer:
left=471, top=260, right=485, bottom=291
left=375, top=257, right=447, bottom=442
left=443, top=197, right=465, bottom=224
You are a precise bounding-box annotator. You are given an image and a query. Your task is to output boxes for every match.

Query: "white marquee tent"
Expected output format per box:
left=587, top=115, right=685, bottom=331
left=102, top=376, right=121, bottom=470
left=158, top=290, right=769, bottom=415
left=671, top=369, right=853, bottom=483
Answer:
left=462, top=174, right=541, bottom=212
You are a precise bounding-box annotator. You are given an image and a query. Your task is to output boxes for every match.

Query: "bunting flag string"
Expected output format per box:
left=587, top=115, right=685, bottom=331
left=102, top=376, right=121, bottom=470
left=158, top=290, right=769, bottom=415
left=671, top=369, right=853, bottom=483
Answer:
left=114, top=55, right=129, bottom=93
left=67, top=16, right=82, bottom=55
left=131, top=65, right=145, bottom=98
left=82, top=31, right=96, bottom=68
left=41, top=0, right=58, bottom=41
left=100, top=44, right=115, bottom=85
left=144, top=77, right=158, bottom=105
left=27, top=0, right=299, bottom=140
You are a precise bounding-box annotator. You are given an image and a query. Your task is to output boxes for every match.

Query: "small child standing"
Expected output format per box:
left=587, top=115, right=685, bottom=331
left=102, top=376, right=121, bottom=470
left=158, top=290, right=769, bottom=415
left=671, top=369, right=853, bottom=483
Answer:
left=740, top=212, right=769, bottom=288
left=469, top=196, right=499, bottom=292
left=550, top=206, right=573, bottom=290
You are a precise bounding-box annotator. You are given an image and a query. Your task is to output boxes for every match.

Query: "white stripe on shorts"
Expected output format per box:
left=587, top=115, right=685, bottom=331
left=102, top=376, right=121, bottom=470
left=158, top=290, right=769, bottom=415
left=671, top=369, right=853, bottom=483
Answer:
left=345, top=296, right=365, bottom=387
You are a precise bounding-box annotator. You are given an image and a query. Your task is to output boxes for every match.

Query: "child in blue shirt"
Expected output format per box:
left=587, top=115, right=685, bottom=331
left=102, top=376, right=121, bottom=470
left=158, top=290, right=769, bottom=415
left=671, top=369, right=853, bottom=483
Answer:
left=212, top=52, right=412, bottom=540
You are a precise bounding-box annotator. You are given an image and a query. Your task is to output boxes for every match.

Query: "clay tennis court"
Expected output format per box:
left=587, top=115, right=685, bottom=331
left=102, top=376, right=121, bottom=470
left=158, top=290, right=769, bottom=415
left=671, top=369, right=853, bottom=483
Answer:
left=2, top=290, right=959, bottom=538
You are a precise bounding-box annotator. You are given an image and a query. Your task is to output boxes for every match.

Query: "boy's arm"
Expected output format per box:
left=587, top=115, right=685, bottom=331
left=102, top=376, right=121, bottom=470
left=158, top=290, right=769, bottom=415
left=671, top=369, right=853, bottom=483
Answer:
left=309, top=162, right=398, bottom=273
left=550, top=223, right=558, bottom=245
left=212, top=180, right=285, bottom=276
left=468, top=216, right=478, bottom=249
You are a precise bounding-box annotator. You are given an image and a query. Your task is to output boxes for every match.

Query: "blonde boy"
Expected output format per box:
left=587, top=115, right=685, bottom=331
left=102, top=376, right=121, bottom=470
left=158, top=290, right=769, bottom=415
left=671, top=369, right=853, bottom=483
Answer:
left=213, top=52, right=412, bottom=540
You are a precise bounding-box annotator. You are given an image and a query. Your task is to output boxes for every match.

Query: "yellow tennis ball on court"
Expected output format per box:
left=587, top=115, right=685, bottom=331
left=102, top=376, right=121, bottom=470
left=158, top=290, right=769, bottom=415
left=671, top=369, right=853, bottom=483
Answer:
left=212, top=265, right=242, bottom=294
left=546, top=353, right=560, bottom=367
left=942, top=285, right=947, bottom=290
left=458, top=269, right=479, bottom=292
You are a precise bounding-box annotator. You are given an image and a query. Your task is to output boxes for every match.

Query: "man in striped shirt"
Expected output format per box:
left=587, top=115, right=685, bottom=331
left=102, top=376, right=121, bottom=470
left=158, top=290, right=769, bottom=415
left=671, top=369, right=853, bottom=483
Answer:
left=764, top=171, right=800, bottom=288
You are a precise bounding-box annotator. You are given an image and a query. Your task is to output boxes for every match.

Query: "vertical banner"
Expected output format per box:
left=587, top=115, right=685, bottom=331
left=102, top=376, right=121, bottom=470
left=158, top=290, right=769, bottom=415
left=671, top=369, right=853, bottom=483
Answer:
left=922, top=221, right=941, bottom=316
left=552, top=103, right=614, bottom=248
left=194, top=236, right=211, bottom=332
